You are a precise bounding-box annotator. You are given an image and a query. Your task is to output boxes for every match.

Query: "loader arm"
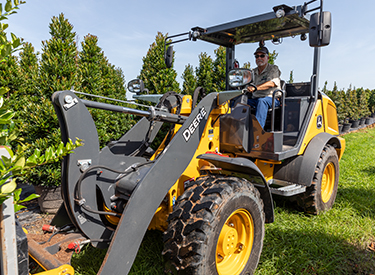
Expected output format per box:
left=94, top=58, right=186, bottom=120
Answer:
left=52, top=90, right=218, bottom=274
left=97, top=92, right=217, bottom=274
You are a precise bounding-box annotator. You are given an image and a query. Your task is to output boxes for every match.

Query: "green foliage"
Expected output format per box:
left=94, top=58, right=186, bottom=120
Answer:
left=12, top=13, right=80, bottom=187
left=0, top=54, right=21, bottom=94
left=18, top=42, right=39, bottom=96
left=79, top=34, right=104, bottom=93
left=0, top=0, right=23, bottom=62
left=288, top=70, right=294, bottom=84
left=39, top=13, right=80, bottom=99
left=181, top=64, right=196, bottom=96
left=79, top=33, right=135, bottom=148
left=212, top=46, right=226, bottom=92
left=242, top=61, right=251, bottom=69
left=195, top=52, right=214, bottom=94
left=345, top=89, right=359, bottom=120
left=138, top=32, right=180, bottom=95
left=369, top=89, right=375, bottom=113
left=356, top=88, right=371, bottom=118
left=268, top=50, right=278, bottom=65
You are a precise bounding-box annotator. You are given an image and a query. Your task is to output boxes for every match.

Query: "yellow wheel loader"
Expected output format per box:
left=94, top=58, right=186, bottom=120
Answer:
left=16, top=0, right=345, bottom=274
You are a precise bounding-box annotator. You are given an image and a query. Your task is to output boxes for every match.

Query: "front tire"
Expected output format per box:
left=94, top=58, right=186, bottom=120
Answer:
left=297, top=144, right=339, bottom=214
left=162, top=175, right=265, bottom=275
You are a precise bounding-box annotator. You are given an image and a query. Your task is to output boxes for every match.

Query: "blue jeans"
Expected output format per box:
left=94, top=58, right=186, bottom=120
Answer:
left=247, top=96, right=280, bottom=129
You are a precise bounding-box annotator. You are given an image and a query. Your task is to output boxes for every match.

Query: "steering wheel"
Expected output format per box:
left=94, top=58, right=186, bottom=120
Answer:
left=243, top=83, right=257, bottom=98
left=248, top=83, right=257, bottom=92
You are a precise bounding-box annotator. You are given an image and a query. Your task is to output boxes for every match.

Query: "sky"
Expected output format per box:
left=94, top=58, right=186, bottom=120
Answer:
left=6, top=0, right=375, bottom=98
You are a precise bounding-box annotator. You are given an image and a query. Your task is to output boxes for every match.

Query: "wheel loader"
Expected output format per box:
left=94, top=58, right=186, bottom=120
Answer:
left=17, top=0, right=345, bottom=274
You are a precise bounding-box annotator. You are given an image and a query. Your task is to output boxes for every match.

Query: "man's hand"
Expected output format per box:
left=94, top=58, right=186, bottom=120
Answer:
left=247, top=86, right=256, bottom=93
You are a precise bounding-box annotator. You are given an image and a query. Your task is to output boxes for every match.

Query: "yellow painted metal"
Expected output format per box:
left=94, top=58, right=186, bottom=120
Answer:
left=254, top=159, right=282, bottom=182
left=298, top=100, right=325, bottom=155
left=336, top=137, right=346, bottom=161
left=33, top=264, right=74, bottom=275
left=321, top=93, right=339, bottom=135
left=216, top=209, right=254, bottom=275
left=321, top=162, right=335, bottom=203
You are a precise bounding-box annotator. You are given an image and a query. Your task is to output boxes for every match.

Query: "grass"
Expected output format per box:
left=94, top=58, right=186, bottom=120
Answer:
left=71, top=126, right=375, bottom=274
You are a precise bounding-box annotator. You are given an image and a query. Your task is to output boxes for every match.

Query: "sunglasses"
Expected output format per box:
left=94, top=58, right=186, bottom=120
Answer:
left=255, top=54, right=266, bottom=58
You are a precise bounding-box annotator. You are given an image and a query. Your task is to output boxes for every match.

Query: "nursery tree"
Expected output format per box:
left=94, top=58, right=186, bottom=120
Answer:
left=181, top=64, right=196, bottom=96
left=16, top=13, right=81, bottom=187
left=196, top=52, right=214, bottom=94
left=79, top=34, right=104, bottom=94
left=18, top=42, right=39, bottom=96
left=346, top=88, right=359, bottom=121
left=212, top=46, right=226, bottom=92
left=79, top=34, right=135, bottom=147
left=0, top=0, right=81, bottom=210
left=139, top=32, right=180, bottom=95
left=0, top=55, right=21, bottom=95
left=39, top=13, right=80, bottom=98
left=356, top=88, right=371, bottom=119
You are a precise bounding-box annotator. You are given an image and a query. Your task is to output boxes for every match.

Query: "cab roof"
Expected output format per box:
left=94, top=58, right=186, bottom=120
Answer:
left=192, top=4, right=310, bottom=47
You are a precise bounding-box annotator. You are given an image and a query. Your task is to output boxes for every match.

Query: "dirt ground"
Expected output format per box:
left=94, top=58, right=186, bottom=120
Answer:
left=16, top=199, right=55, bottom=235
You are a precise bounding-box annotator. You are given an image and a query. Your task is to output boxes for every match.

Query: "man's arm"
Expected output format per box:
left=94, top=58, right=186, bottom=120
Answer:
left=247, top=80, right=276, bottom=92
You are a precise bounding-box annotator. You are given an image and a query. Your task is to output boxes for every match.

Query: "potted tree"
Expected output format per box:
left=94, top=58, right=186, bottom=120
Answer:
left=346, top=89, right=360, bottom=129
left=356, top=88, right=370, bottom=126
left=369, top=89, right=375, bottom=118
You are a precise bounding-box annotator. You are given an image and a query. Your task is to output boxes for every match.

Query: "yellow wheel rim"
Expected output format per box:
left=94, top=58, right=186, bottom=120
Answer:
left=321, top=162, right=335, bottom=203
left=216, top=209, right=254, bottom=275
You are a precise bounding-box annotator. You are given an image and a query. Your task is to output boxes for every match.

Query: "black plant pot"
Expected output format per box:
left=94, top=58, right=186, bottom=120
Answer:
left=365, top=117, right=373, bottom=125
left=338, top=124, right=343, bottom=134
left=350, top=119, right=360, bottom=129
left=359, top=118, right=366, bottom=126
left=342, top=122, right=351, bottom=133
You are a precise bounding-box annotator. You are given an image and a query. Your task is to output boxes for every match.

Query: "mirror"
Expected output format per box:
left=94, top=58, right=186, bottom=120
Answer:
left=309, top=11, right=332, bottom=47
left=228, top=69, right=252, bottom=88
left=165, top=45, right=173, bottom=68
left=127, top=79, right=145, bottom=95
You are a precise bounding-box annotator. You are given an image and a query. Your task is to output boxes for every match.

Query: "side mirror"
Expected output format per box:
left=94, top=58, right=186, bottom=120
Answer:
left=127, top=79, right=148, bottom=95
left=309, top=11, right=332, bottom=47
left=228, top=69, right=253, bottom=88
left=165, top=45, right=173, bottom=68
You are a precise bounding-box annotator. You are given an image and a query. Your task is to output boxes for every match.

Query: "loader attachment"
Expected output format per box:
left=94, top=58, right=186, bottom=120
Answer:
left=49, top=89, right=219, bottom=274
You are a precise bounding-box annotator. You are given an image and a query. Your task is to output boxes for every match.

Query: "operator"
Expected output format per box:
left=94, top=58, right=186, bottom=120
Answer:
left=247, top=46, right=281, bottom=129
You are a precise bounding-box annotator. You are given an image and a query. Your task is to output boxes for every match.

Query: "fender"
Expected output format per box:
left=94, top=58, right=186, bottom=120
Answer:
left=273, top=132, right=344, bottom=186
left=197, top=153, right=274, bottom=224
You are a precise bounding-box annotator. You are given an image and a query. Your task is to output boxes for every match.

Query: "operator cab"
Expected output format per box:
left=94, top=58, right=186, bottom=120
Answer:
left=165, top=0, right=332, bottom=161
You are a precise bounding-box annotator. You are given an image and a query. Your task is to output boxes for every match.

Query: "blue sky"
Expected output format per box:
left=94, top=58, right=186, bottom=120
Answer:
left=6, top=0, right=375, bottom=95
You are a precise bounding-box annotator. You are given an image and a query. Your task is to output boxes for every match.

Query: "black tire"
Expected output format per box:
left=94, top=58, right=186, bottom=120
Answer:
left=162, top=175, right=265, bottom=275
left=297, top=144, right=339, bottom=214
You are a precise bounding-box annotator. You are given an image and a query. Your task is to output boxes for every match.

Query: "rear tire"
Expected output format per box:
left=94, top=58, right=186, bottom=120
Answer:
left=297, top=144, right=339, bottom=214
left=162, top=175, right=265, bottom=275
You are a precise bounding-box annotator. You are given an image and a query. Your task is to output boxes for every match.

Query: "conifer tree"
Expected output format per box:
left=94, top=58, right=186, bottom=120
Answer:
left=139, top=32, right=180, bottom=95
left=196, top=52, right=214, bottom=94
left=79, top=34, right=103, bottom=94
left=18, top=42, right=39, bottom=96
left=79, top=33, right=133, bottom=147
left=181, top=64, right=196, bottom=96
left=39, top=13, right=80, bottom=99
left=212, top=46, right=226, bottom=92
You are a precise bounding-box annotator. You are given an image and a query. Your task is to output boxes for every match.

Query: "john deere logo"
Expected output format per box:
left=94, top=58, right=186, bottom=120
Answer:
left=183, top=107, right=207, bottom=142
left=317, top=115, right=323, bottom=129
